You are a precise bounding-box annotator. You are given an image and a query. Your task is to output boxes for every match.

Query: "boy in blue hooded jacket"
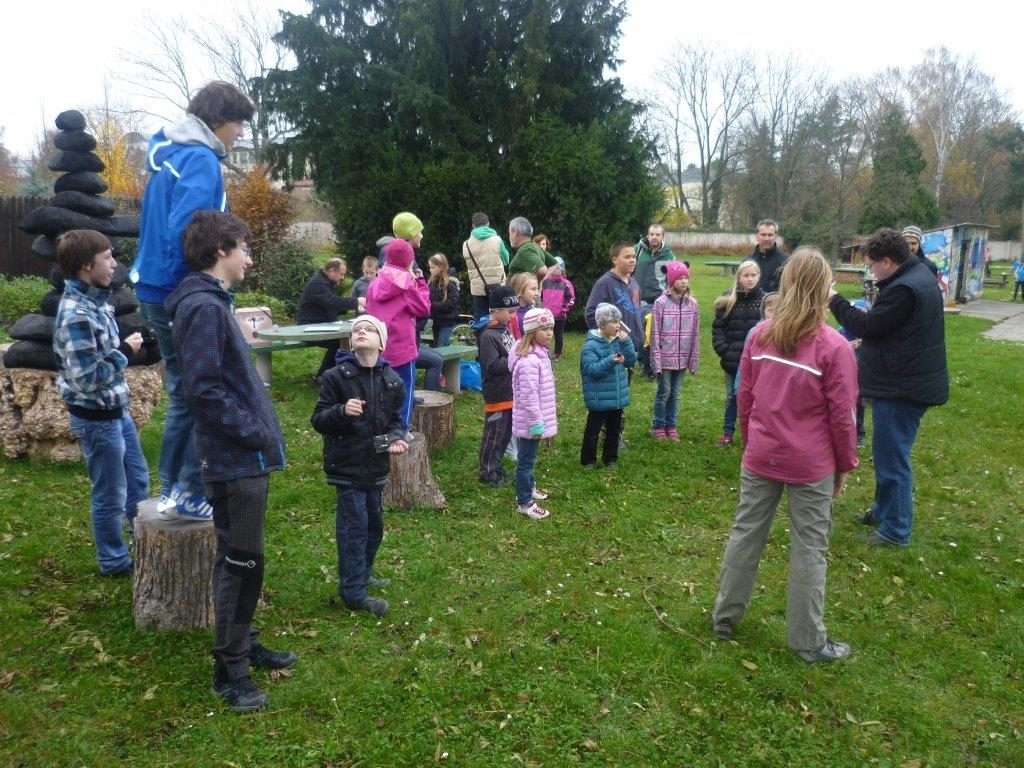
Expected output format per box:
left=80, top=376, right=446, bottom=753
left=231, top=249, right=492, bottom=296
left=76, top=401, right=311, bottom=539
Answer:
left=131, top=81, right=255, bottom=521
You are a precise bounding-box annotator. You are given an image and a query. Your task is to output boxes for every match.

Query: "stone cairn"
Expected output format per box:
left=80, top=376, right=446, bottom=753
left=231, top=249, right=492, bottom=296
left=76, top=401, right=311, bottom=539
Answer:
left=0, top=109, right=162, bottom=461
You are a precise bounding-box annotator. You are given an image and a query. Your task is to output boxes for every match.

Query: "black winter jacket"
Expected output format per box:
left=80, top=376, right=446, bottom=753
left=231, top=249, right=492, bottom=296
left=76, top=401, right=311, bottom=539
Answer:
left=478, top=322, right=515, bottom=405
left=296, top=270, right=359, bottom=324
left=165, top=273, right=285, bottom=481
left=429, top=279, right=461, bottom=327
left=711, top=286, right=766, bottom=374
left=311, top=351, right=405, bottom=487
left=750, top=245, right=788, bottom=293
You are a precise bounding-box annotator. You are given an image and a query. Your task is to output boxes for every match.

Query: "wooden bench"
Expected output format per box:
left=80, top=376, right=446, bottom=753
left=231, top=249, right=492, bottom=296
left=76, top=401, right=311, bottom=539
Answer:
left=982, top=273, right=1008, bottom=288
left=431, top=344, right=478, bottom=394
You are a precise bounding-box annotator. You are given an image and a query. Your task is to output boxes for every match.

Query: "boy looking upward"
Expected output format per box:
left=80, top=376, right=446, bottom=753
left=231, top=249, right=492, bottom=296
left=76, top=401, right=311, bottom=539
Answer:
left=165, top=210, right=295, bottom=714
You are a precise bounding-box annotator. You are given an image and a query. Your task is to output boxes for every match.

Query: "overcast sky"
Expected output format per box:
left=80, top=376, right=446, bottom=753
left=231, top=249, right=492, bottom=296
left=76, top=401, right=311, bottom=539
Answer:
left=2, top=0, right=1020, bottom=159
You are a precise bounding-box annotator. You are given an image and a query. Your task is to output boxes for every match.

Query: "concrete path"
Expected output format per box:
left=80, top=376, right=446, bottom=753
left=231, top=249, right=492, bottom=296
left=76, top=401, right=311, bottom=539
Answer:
left=957, top=299, right=1024, bottom=342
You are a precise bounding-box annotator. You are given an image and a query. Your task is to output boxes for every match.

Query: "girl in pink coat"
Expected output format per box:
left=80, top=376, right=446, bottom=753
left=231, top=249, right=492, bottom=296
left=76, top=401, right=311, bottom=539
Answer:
left=365, top=238, right=431, bottom=435
left=508, top=307, right=557, bottom=519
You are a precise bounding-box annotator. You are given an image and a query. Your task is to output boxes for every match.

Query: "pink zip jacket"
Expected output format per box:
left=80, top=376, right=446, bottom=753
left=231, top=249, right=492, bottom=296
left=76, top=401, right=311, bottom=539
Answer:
left=738, top=321, right=859, bottom=484
left=541, top=276, right=575, bottom=319
left=508, top=344, right=558, bottom=439
left=650, top=290, right=699, bottom=374
left=365, top=248, right=430, bottom=367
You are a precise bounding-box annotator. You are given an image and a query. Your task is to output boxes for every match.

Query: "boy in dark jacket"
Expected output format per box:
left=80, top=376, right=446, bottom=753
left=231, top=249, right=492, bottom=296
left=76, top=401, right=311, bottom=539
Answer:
left=476, top=286, right=519, bottom=487
left=311, top=314, right=408, bottom=618
left=166, top=210, right=294, bottom=714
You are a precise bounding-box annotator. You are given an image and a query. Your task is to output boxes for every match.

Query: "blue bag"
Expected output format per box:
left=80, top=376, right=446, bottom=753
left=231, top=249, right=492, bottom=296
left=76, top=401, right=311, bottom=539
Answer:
left=460, top=360, right=482, bottom=392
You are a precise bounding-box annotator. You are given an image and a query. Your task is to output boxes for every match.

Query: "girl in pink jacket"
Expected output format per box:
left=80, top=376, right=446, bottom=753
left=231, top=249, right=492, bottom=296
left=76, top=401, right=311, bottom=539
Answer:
left=366, top=238, right=431, bottom=435
left=711, top=248, right=859, bottom=664
left=649, top=260, right=699, bottom=441
left=508, top=307, right=557, bottom=519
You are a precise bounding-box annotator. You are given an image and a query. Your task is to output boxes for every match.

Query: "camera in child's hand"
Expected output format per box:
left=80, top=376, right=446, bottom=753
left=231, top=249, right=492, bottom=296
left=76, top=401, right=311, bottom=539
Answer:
left=373, top=435, right=392, bottom=453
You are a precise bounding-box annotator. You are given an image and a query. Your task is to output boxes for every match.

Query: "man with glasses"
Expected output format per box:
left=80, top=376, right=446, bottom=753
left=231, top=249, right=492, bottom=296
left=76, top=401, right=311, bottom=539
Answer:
left=297, top=258, right=365, bottom=382
left=131, top=81, right=256, bottom=521
left=828, top=228, right=949, bottom=548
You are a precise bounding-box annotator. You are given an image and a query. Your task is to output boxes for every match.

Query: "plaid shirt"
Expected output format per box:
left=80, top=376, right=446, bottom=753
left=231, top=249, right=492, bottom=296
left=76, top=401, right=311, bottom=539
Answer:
left=53, top=279, right=130, bottom=412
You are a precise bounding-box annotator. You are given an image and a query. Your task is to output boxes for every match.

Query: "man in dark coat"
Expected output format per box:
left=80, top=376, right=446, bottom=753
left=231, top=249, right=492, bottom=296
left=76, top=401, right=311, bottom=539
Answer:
left=750, top=219, right=788, bottom=293
left=296, top=258, right=365, bottom=380
left=829, top=228, right=949, bottom=548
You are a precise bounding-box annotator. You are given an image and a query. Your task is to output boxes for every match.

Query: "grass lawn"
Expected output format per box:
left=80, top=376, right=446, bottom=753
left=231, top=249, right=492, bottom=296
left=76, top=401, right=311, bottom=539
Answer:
left=1, top=255, right=1021, bottom=767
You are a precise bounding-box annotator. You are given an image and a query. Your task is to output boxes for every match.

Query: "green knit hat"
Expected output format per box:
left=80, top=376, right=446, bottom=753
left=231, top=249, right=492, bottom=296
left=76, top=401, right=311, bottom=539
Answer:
left=392, top=211, right=423, bottom=240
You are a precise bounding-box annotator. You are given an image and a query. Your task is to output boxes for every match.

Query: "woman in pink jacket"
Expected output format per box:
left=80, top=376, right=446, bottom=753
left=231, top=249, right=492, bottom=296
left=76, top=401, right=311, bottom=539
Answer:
left=508, top=307, right=557, bottom=520
left=365, top=238, right=430, bottom=436
left=711, top=248, right=859, bottom=664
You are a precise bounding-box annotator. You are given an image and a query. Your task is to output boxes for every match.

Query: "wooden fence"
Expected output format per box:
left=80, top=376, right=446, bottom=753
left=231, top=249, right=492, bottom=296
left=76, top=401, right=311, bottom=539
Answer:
left=1, top=196, right=50, bottom=278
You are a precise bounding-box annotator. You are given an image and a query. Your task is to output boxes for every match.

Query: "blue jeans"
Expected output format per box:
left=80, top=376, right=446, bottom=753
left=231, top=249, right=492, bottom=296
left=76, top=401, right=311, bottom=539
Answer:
left=140, top=301, right=203, bottom=498
left=653, top=369, right=685, bottom=428
left=433, top=325, right=454, bottom=348
left=393, top=360, right=416, bottom=430
left=472, top=295, right=490, bottom=322
left=69, top=412, right=150, bottom=573
left=723, top=370, right=738, bottom=436
left=515, top=437, right=541, bottom=506
left=870, top=398, right=928, bottom=545
left=335, top=486, right=384, bottom=605
left=416, top=345, right=443, bottom=391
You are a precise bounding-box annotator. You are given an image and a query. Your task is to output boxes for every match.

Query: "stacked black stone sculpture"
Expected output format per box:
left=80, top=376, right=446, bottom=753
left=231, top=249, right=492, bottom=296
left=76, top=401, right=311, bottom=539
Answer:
left=5, top=110, right=158, bottom=370
left=19, top=109, right=140, bottom=260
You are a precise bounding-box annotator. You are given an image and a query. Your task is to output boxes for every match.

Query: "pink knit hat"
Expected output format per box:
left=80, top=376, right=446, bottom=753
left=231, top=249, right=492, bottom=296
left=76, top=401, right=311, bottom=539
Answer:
left=665, top=260, right=690, bottom=286
left=523, top=307, right=555, bottom=332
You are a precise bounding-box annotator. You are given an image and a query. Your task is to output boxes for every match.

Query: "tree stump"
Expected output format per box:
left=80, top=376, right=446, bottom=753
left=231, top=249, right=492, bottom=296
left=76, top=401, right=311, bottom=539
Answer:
left=411, top=390, right=455, bottom=453
left=383, top=431, right=447, bottom=510
left=133, top=498, right=217, bottom=630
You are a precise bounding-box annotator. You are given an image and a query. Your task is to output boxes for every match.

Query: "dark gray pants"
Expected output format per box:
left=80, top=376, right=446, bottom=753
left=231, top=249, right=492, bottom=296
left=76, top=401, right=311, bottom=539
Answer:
left=712, top=468, right=834, bottom=651
left=208, top=474, right=269, bottom=682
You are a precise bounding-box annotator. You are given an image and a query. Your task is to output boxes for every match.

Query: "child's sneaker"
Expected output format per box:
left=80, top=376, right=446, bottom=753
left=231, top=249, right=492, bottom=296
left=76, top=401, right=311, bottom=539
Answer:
left=344, top=596, right=390, bottom=616
left=650, top=427, right=667, bottom=440
left=532, top=487, right=550, bottom=501
left=212, top=676, right=267, bottom=713
left=160, top=488, right=214, bottom=521
left=517, top=502, right=550, bottom=520
left=715, top=434, right=733, bottom=447
left=666, top=428, right=680, bottom=443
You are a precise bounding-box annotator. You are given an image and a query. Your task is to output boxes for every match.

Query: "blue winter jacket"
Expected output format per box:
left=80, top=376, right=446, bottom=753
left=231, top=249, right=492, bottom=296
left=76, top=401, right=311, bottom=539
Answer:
left=131, top=116, right=229, bottom=303
left=580, top=331, right=636, bottom=411
left=165, top=273, right=286, bottom=482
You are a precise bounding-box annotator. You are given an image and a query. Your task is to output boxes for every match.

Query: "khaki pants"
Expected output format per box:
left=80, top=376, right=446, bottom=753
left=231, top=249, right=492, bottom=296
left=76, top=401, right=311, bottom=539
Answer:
left=712, top=467, right=834, bottom=651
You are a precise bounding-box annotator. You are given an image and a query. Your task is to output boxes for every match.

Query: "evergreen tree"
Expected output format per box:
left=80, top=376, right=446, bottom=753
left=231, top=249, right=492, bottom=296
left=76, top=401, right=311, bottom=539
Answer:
left=859, top=102, right=938, bottom=233
left=264, top=0, right=661, bottom=289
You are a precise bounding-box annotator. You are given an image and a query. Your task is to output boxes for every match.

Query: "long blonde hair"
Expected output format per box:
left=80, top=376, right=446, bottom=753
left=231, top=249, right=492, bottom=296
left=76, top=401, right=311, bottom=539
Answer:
left=427, top=253, right=451, bottom=300
left=758, top=247, right=831, bottom=356
left=713, top=260, right=760, bottom=316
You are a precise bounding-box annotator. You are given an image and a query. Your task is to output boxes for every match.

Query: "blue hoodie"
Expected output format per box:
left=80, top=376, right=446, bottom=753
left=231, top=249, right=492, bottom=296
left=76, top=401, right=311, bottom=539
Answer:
left=131, top=116, right=229, bottom=303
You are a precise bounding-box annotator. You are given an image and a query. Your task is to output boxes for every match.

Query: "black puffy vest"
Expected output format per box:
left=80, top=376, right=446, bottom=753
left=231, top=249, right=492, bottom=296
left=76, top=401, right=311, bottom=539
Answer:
left=859, top=259, right=949, bottom=405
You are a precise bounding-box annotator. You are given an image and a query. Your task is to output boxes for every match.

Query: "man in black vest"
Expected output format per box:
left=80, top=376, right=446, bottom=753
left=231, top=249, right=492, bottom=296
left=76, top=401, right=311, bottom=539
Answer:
left=828, top=228, right=949, bottom=547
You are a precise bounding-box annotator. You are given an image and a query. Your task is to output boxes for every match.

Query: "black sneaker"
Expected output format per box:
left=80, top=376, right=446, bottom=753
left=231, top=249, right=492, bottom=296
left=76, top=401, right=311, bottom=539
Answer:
left=711, top=620, right=733, bottom=641
left=212, top=676, right=268, bottom=713
left=855, top=510, right=878, bottom=526
left=479, top=473, right=509, bottom=488
left=249, top=642, right=298, bottom=670
left=344, top=596, right=389, bottom=616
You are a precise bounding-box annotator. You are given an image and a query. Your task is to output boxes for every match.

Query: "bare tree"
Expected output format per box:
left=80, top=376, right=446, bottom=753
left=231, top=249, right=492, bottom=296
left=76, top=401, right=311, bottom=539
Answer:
left=653, top=44, right=755, bottom=227
left=903, top=47, right=1009, bottom=206
left=116, top=3, right=296, bottom=169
